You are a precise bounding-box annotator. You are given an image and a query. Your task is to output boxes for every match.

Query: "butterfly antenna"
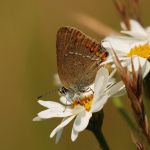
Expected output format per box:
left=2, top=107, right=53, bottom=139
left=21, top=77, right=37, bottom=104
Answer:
left=37, top=88, right=59, bottom=100
left=63, top=101, right=68, bottom=112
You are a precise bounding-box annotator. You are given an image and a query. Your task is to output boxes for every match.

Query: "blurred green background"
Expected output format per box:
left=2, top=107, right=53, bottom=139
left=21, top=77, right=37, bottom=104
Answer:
left=1, top=0, right=150, bottom=150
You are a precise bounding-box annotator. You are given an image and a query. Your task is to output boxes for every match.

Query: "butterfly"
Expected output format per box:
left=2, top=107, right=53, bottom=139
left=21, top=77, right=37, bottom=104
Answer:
left=56, top=26, right=108, bottom=97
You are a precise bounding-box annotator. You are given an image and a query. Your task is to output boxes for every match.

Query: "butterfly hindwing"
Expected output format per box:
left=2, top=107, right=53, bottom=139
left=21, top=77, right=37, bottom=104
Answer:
left=56, top=26, right=108, bottom=91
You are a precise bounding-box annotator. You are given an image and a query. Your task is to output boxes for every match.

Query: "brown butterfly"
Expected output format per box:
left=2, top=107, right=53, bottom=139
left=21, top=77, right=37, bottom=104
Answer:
left=56, top=26, right=108, bottom=95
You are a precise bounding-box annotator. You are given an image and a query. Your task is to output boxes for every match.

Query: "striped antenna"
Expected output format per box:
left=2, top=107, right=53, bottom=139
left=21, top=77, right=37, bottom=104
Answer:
left=37, top=88, right=59, bottom=100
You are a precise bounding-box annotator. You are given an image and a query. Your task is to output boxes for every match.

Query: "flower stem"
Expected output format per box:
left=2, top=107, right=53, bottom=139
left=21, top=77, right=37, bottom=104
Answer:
left=87, top=111, right=110, bottom=150
left=112, top=98, right=136, bottom=131
left=93, top=129, right=110, bottom=150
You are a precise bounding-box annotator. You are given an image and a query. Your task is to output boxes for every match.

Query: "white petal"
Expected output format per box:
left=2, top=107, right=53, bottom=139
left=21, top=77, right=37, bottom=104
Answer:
left=141, top=59, right=150, bottom=78
left=59, top=96, right=72, bottom=105
left=32, top=116, right=43, bottom=121
left=91, top=95, right=109, bottom=113
left=103, top=36, right=134, bottom=53
left=120, top=21, right=127, bottom=30
left=111, top=58, right=130, bottom=69
left=108, top=68, right=117, bottom=79
left=38, top=107, right=72, bottom=119
left=112, top=85, right=126, bottom=97
left=107, top=78, right=116, bottom=87
left=55, top=128, right=63, bottom=144
left=106, top=81, right=125, bottom=97
left=93, top=67, right=109, bottom=103
left=146, top=27, right=150, bottom=41
left=72, top=105, right=85, bottom=115
left=38, top=100, right=64, bottom=109
left=121, top=19, right=147, bottom=39
left=71, top=128, right=79, bottom=142
left=125, top=57, right=138, bottom=72
left=127, top=56, right=150, bottom=77
left=73, top=111, right=92, bottom=132
left=55, top=117, right=66, bottom=144
left=146, top=26, right=150, bottom=34
left=50, top=115, right=76, bottom=138
left=130, top=41, right=148, bottom=49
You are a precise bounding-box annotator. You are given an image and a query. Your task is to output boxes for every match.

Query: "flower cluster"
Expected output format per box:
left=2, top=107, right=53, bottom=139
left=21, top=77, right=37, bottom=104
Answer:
left=102, top=19, right=150, bottom=78
left=33, top=68, right=124, bottom=142
left=32, top=4, right=150, bottom=148
left=33, top=18, right=150, bottom=145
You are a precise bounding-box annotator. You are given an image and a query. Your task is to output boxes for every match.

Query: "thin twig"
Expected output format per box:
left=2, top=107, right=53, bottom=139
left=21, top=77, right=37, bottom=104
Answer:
left=113, top=0, right=143, bottom=29
left=73, top=12, right=117, bottom=38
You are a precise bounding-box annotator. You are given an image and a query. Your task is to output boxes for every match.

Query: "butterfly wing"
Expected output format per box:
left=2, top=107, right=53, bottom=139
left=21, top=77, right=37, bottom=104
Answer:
left=56, top=26, right=108, bottom=91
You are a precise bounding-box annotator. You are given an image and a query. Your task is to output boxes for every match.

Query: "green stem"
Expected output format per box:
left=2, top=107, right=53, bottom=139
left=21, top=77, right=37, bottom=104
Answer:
left=87, top=111, right=110, bottom=150
left=112, top=98, right=136, bottom=131
left=93, top=129, right=110, bottom=150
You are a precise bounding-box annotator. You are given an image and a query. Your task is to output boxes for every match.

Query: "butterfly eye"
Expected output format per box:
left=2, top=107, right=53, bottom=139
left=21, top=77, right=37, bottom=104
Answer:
left=59, top=87, right=69, bottom=95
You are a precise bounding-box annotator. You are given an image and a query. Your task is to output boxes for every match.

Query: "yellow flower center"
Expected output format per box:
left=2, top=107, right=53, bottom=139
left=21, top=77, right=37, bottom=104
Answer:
left=73, top=95, right=93, bottom=111
left=127, top=43, right=150, bottom=59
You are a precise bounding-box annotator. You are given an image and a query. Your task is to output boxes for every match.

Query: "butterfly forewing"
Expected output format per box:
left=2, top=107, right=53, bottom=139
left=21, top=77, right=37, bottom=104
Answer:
left=56, top=26, right=108, bottom=91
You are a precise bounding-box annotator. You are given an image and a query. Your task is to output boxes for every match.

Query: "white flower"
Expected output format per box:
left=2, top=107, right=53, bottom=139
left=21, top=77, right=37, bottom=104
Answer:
left=33, top=68, right=124, bottom=143
left=102, top=19, right=150, bottom=78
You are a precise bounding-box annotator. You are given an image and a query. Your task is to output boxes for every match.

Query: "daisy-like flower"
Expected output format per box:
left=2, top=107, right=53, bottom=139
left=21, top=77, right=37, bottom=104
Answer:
left=33, top=68, right=124, bottom=143
left=102, top=19, right=150, bottom=78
